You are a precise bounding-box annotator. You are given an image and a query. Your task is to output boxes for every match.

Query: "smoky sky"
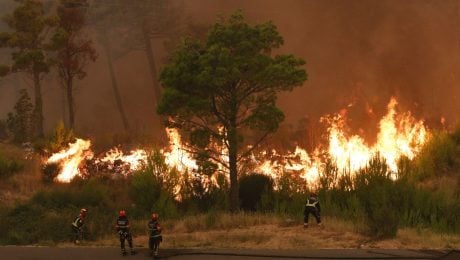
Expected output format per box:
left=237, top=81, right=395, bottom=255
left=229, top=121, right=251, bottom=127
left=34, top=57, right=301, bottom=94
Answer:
left=1, top=0, right=459, bottom=140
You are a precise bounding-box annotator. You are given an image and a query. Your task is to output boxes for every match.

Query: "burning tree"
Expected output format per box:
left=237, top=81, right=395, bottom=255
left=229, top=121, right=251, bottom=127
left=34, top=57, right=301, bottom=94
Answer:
left=158, top=12, right=307, bottom=212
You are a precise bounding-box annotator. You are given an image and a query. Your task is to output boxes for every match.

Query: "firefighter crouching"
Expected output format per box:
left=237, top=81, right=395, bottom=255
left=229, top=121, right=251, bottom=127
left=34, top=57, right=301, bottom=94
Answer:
left=304, top=192, right=322, bottom=228
left=116, top=210, right=136, bottom=255
left=71, top=208, right=87, bottom=244
left=148, top=213, right=163, bottom=257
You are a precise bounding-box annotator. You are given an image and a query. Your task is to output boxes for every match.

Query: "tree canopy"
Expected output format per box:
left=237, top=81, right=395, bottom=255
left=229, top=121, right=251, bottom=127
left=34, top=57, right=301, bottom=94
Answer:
left=158, top=12, right=307, bottom=211
left=0, top=0, right=56, bottom=137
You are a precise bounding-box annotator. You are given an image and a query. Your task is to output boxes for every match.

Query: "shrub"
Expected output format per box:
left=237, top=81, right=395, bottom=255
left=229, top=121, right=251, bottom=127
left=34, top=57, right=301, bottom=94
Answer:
left=414, top=132, right=457, bottom=179
left=0, top=120, right=8, bottom=140
left=6, top=89, right=34, bottom=143
left=179, top=172, right=229, bottom=213
left=42, top=163, right=60, bottom=183
left=239, top=174, right=274, bottom=211
left=0, top=152, right=24, bottom=178
left=0, top=180, right=116, bottom=245
left=129, top=168, right=162, bottom=215
left=354, top=156, right=401, bottom=238
left=48, top=121, right=75, bottom=152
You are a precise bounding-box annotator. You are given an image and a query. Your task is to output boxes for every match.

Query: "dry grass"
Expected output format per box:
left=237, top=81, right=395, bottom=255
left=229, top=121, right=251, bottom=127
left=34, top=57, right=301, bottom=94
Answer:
left=72, top=213, right=460, bottom=250
left=0, top=143, right=44, bottom=207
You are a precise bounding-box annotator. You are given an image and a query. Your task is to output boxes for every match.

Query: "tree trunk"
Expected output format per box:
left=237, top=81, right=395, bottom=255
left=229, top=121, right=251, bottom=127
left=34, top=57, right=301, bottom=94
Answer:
left=141, top=21, right=161, bottom=104
left=141, top=21, right=168, bottom=144
left=66, top=76, right=75, bottom=129
left=228, top=125, right=239, bottom=212
left=33, top=71, right=44, bottom=137
left=101, top=32, right=130, bottom=131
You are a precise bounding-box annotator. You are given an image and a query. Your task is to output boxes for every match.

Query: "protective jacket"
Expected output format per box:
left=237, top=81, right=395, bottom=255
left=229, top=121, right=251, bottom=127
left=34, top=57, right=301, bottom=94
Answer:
left=72, top=215, right=84, bottom=229
left=148, top=220, right=162, bottom=238
left=304, top=196, right=321, bottom=212
left=303, top=195, right=322, bottom=225
left=116, top=216, right=130, bottom=232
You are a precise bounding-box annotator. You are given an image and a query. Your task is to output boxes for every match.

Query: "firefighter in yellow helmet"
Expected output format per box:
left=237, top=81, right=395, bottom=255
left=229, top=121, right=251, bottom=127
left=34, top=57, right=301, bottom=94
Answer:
left=303, top=192, right=322, bottom=228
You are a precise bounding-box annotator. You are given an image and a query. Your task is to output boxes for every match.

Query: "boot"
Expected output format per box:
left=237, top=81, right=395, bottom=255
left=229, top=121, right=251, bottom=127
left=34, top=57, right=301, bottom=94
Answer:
left=303, top=223, right=309, bottom=228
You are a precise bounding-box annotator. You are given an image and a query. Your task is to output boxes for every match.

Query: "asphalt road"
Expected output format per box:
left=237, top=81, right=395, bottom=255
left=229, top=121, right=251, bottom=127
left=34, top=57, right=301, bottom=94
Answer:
left=0, top=247, right=457, bottom=260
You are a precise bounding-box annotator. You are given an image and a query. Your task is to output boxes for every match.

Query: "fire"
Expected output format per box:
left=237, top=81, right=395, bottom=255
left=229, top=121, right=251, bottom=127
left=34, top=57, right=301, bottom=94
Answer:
left=374, top=98, right=427, bottom=172
left=97, top=148, right=148, bottom=175
left=46, top=138, right=93, bottom=182
left=44, top=97, right=429, bottom=188
left=249, top=97, right=428, bottom=185
left=163, top=129, right=198, bottom=172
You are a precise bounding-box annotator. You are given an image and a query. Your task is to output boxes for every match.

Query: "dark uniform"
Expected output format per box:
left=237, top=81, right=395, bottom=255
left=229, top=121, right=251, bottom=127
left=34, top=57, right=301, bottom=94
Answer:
left=116, top=211, right=135, bottom=255
left=303, top=193, right=321, bottom=227
left=148, top=218, right=162, bottom=256
left=71, top=209, right=87, bottom=244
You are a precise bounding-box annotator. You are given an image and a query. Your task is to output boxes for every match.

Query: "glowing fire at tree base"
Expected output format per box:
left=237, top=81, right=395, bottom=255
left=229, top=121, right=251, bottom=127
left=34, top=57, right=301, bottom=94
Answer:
left=44, top=97, right=429, bottom=190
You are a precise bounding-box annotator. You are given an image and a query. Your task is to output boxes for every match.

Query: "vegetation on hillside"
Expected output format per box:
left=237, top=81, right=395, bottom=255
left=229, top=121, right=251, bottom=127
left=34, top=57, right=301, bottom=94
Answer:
left=0, top=126, right=459, bottom=244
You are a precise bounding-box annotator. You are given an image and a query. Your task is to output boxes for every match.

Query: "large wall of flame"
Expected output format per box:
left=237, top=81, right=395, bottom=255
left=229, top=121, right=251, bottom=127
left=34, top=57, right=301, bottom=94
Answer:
left=1, top=0, right=459, bottom=141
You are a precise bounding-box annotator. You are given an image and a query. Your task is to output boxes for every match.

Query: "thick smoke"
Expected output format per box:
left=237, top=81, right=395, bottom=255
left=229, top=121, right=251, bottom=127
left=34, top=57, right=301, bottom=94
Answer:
left=185, top=0, right=460, bottom=132
left=0, top=0, right=459, bottom=141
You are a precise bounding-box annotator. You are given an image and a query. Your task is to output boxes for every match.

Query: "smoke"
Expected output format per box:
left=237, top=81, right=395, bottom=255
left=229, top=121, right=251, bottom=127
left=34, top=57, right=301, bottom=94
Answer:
left=1, top=0, right=459, bottom=141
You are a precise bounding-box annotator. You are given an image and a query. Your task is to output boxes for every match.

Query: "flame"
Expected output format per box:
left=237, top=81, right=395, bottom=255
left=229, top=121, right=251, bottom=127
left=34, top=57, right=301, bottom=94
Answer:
left=46, top=138, right=93, bottom=182
left=250, top=97, right=428, bottom=185
left=45, top=97, right=429, bottom=189
left=163, top=129, right=198, bottom=172
left=97, top=148, right=148, bottom=174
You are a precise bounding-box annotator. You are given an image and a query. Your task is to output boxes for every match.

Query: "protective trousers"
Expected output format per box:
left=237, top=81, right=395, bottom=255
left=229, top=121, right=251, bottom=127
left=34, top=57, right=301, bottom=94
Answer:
left=304, top=206, right=321, bottom=224
left=119, top=231, right=133, bottom=252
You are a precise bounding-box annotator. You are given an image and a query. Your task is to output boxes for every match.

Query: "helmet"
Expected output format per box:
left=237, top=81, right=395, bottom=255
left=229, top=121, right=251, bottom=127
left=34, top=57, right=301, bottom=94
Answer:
left=119, top=210, right=126, bottom=217
left=151, top=213, right=158, bottom=221
left=80, top=208, right=88, bottom=214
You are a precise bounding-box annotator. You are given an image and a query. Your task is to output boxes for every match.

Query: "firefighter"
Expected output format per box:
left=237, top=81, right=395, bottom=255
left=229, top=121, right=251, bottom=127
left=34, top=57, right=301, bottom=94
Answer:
left=116, top=210, right=135, bottom=256
left=303, top=192, right=322, bottom=228
left=148, top=213, right=163, bottom=257
left=71, top=208, right=87, bottom=244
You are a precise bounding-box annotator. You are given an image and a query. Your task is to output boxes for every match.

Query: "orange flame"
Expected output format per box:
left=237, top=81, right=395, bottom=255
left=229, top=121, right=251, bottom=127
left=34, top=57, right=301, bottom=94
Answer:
left=250, top=97, right=428, bottom=185
left=45, top=98, right=429, bottom=188
left=97, top=148, right=148, bottom=174
left=46, top=139, right=93, bottom=182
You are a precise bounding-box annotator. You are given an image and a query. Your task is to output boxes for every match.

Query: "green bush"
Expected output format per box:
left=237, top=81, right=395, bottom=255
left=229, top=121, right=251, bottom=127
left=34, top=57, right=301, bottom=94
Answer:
left=179, top=172, right=229, bottom=213
left=48, top=121, right=75, bottom=153
left=0, top=180, right=116, bottom=245
left=0, top=120, right=8, bottom=140
left=0, top=152, right=24, bottom=178
left=129, top=169, right=162, bottom=216
left=414, top=132, right=458, bottom=179
left=239, top=174, right=274, bottom=211
left=6, top=89, right=34, bottom=143
left=42, top=163, right=60, bottom=183
left=352, top=157, right=400, bottom=238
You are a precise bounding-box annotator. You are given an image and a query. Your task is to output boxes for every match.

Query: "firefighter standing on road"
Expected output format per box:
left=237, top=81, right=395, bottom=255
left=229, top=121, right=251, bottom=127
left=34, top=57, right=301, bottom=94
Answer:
left=148, top=213, right=163, bottom=257
left=116, top=210, right=136, bottom=256
left=304, top=192, right=322, bottom=228
left=71, top=208, right=87, bottom=244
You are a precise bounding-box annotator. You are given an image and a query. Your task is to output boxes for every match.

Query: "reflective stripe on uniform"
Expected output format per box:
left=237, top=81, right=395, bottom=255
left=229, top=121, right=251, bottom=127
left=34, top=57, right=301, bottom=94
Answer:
left=72, top=217, right=81, bottom=228
left=305, top=199, right=318, bottom=207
